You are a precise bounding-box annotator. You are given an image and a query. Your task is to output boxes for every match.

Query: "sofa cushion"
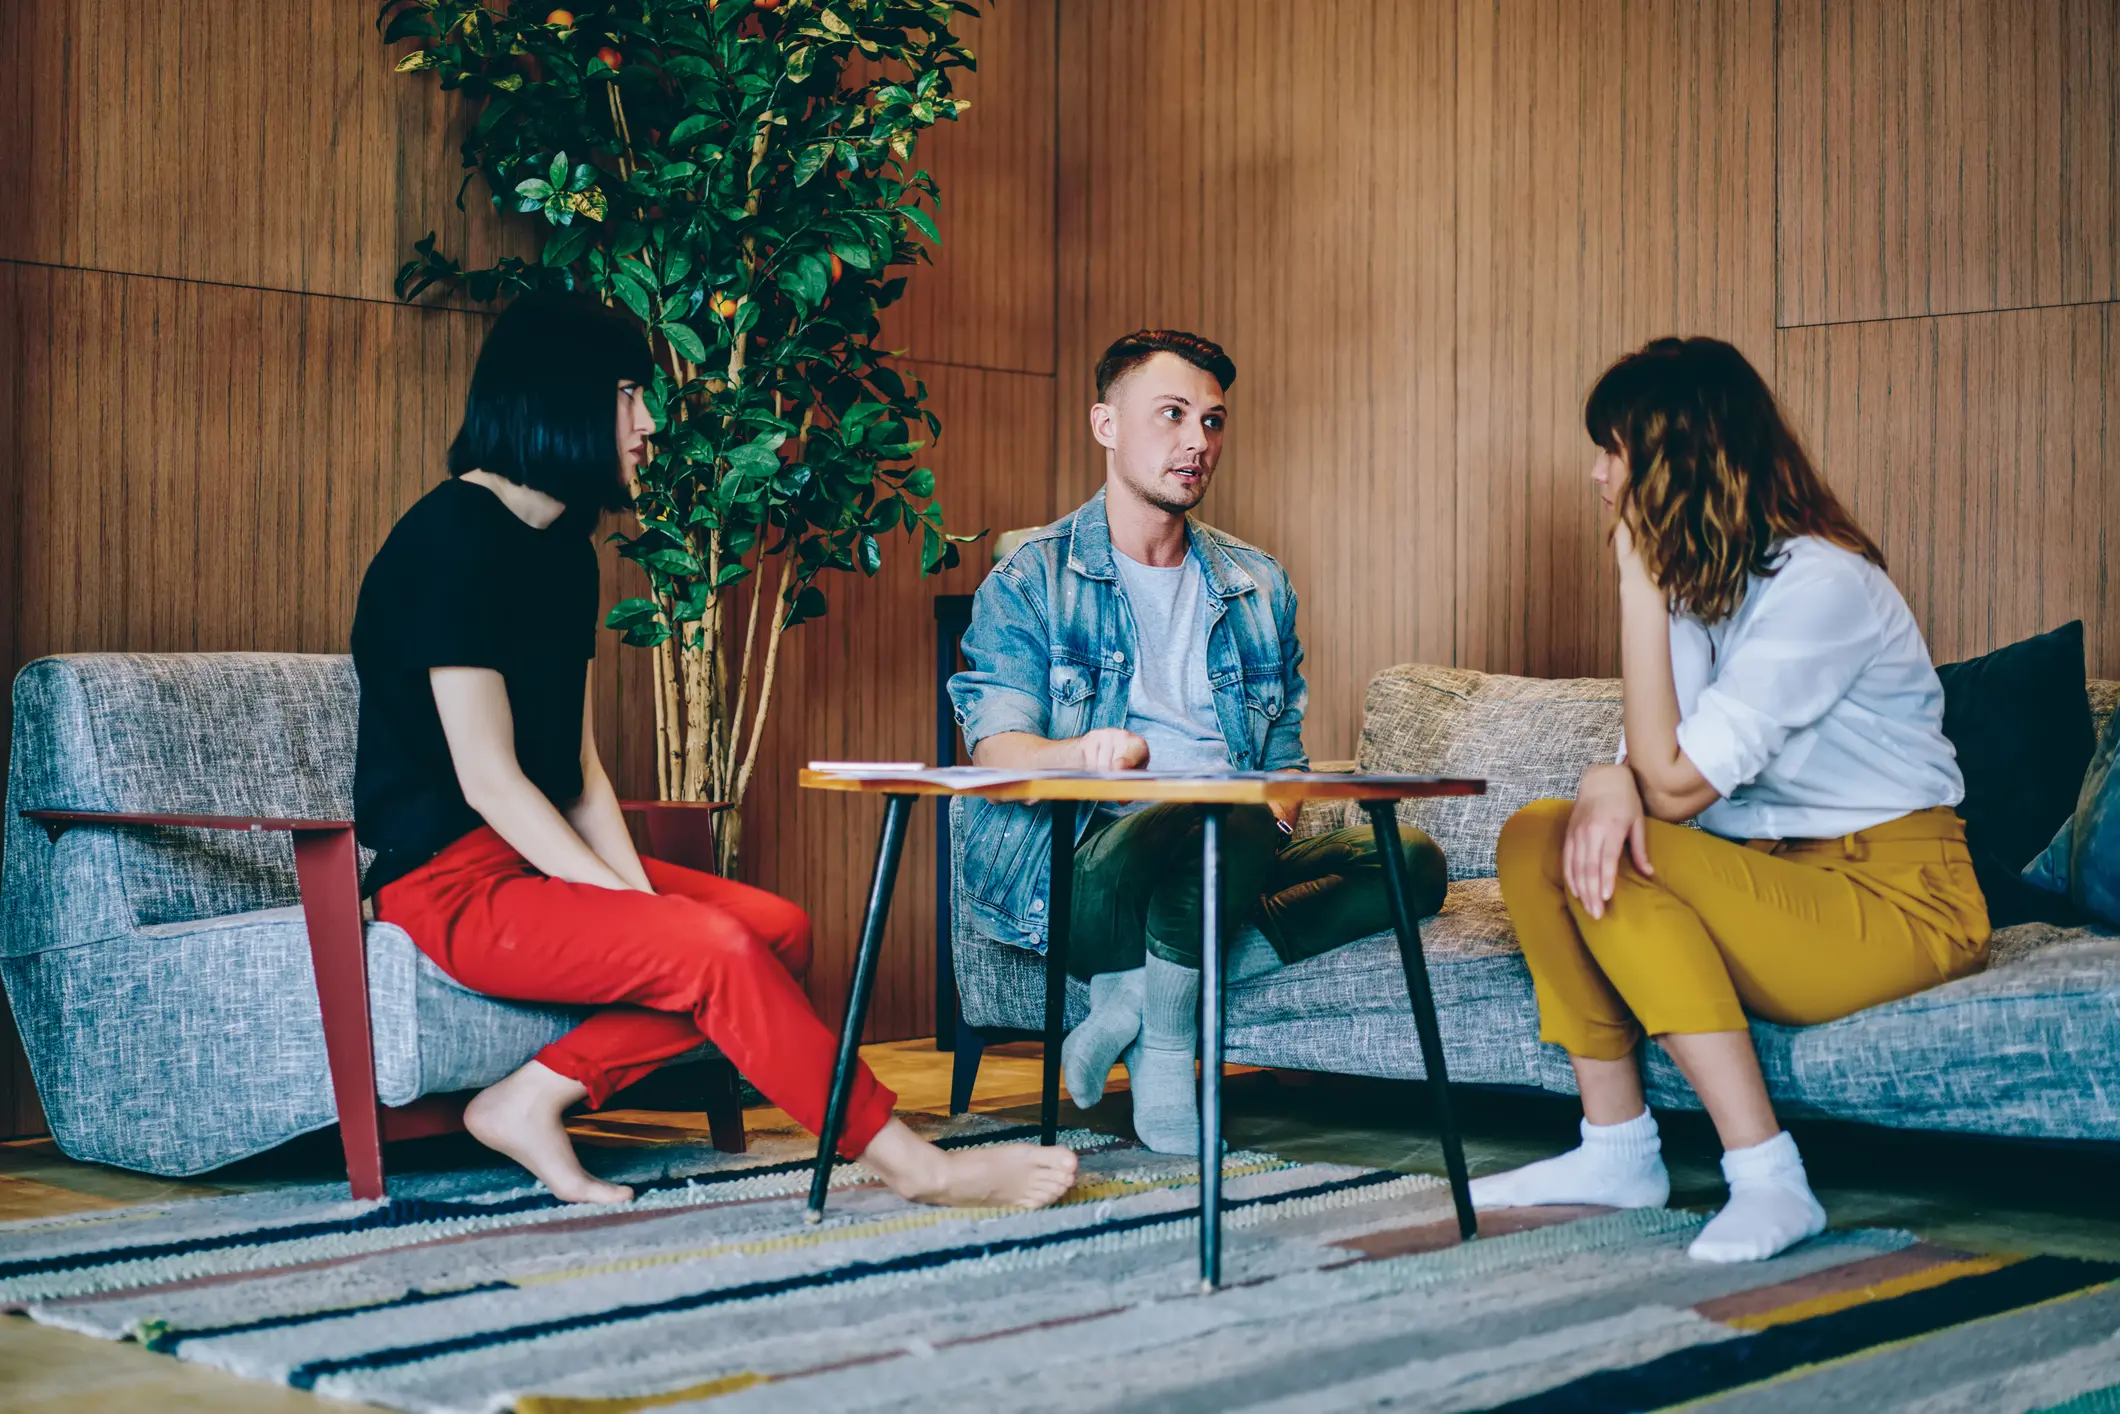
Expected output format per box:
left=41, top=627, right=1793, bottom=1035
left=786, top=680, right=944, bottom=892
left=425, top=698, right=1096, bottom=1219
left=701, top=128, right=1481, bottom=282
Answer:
left=1935, top=622, right=2096, bottom=925
left=1222, top=888, right=2120, bottom=1141
left=1350, top=666, right=1622, bottom=879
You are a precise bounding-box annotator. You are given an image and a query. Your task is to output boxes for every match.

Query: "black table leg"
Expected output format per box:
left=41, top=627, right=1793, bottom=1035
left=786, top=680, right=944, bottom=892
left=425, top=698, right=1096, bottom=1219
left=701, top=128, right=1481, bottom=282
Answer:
left=1198, top=804, right=1227, bottom=1291
left=807, top=793, right=916, bottom=1223
left=1041, top=802, right=1077, bottom=1146
left=1365, top=800, right=1476, bottom=1241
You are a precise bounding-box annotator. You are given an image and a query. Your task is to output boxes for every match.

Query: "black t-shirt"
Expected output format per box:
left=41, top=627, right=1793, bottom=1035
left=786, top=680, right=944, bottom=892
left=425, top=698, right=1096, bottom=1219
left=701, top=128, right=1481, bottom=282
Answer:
left=351, top=477, right=599, bottom=894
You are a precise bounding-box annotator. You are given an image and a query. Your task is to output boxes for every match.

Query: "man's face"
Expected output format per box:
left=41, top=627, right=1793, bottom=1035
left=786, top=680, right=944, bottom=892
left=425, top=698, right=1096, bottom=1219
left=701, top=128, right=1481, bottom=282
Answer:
left=1090, top=351, right=1227, bottom=516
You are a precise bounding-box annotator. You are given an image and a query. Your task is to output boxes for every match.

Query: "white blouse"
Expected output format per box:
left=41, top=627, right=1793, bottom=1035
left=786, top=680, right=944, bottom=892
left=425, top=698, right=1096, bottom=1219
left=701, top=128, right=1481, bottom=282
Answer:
left=1646, top=537, right=1964, bottom=841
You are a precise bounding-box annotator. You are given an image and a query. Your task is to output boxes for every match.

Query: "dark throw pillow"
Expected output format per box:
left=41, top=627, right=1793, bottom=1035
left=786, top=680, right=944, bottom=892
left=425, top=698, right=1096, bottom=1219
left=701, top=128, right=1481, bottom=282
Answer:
left=1935, top=620, right=2095, bottom=927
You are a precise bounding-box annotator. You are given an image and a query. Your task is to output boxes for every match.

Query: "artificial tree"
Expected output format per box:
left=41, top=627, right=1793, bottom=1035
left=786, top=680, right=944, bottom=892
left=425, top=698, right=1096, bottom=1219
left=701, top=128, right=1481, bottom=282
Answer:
left=380, top=0, right=983, bottom=870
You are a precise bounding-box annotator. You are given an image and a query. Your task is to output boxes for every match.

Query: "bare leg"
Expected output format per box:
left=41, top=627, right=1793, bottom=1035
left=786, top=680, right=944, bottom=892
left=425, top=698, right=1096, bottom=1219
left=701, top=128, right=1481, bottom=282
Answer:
left=1573, top=1052, right=1649, bottom=1125
left=463, top=1060, right=634, bottom=1205
left=859, top=1118, right=1079, bottom=1210
left=1655, top=1030, right=1780, bottom=1150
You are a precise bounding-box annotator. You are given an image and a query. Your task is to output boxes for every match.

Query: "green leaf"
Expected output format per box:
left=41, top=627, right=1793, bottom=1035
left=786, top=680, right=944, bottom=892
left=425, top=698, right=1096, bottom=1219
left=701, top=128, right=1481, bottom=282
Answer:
left=643, top=546, right=704, bottom=578
left=829, top=235, right=875, bottom=270
left=604, top=597, right=663, bottom=630
left=921, top=523, right=947, bottom=572
left=660, top=320, right=707, bottom=363
left=382, top=9, right=438, bottom=43
left=669, top=113, right=714, bottom=148
left=900, top=203, right=941, bottom=245
left=662, top=248, right=692, bottom=288
left=792, top=143, right=831, bottom=187
left=856, top=533, right=882, bottom=576
left=783, top=584, right=828, bottom=627
left=714, top=561, right=753, bottom=588
left=548, top=151, right=567, bottom=188
left=903, top=466, right=935, bottom=497
left=567, top=162, right=598, bottom=193
left=515, top=178, right=554, bottom=201
left=776, top=253, right=830, bottom=308
left=542, top=224, right=592, bottom=268
left=733, top=299, right=761, bottom=336
left=612, top=271, right=654, bottom=323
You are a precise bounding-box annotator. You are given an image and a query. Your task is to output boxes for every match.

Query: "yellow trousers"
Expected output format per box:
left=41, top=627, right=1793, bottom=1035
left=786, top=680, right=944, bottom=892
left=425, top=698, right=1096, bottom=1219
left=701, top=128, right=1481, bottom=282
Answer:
left=1495, top=800, right=1992, bottom=1061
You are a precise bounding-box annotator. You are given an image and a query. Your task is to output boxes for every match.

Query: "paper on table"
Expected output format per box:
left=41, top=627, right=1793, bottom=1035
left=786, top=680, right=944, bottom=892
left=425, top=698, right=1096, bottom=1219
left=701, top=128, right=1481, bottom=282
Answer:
left=805, top=761, right=926, bottom=772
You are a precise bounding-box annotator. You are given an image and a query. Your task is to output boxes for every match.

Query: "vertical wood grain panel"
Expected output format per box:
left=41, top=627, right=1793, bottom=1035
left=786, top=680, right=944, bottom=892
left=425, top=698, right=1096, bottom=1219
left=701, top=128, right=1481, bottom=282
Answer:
left=1455, top=0, right=1777, bottom=677
left=883, top=0, right=1057, bottom=376
left=1054, top=0, right=1209, bottom=503
left=1776, top=306, right=2119, bottom=672
left=3, top=0, right=532, bottom=301
left=1192, top=0, right=1458, bottom=757
left=1778, top=0, right=2120, bottom=326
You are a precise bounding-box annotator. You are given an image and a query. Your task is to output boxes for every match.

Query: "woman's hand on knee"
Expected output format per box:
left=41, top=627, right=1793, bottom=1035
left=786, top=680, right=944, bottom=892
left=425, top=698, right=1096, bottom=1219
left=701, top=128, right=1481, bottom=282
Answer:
left=1565, top=765, right=1654, bottom=918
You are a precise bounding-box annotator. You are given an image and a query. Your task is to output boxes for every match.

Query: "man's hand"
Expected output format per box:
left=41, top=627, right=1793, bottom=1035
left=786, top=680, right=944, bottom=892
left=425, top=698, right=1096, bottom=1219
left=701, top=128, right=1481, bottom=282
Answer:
left=1077, top=728, right=1150, bottom=772
left=1563, top=763, right=1653, bottom=920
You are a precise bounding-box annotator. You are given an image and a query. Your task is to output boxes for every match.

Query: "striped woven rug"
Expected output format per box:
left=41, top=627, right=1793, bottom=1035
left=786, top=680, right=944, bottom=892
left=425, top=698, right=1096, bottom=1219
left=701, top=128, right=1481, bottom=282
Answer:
left=3, top=1117, right=2116, bottom=1413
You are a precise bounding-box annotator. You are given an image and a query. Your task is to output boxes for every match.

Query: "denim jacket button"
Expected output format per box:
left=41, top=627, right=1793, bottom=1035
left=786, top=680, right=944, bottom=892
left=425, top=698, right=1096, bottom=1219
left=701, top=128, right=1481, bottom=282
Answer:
left=1111, top=650, right=1125, bottom=663
left=1030, top=898, right=1044, bottom=911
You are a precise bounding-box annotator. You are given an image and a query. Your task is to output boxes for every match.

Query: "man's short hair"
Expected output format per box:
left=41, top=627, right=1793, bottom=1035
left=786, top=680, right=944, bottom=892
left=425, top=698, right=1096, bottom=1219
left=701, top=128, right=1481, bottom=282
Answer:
left=1094, top=329, right=1236, bottom=401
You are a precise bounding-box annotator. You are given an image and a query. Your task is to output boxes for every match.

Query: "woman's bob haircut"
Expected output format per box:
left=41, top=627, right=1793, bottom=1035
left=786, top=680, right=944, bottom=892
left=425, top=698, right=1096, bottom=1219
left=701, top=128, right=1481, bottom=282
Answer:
left=447, top=292, right=654, bottom=518
left=1584, top=335, right=1883, bottom=625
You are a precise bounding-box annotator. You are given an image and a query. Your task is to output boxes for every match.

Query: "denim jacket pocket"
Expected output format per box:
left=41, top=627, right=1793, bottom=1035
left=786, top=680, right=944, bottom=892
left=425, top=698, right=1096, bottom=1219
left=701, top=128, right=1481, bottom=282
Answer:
left=1048, top=662, right=1099, bottom=741
left=1243, top=680, right=1285, bottom=761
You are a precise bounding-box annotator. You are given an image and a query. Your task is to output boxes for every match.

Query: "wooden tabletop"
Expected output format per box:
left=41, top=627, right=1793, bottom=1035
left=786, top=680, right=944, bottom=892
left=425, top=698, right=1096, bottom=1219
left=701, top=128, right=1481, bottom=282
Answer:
left=799, top=767, right=1485, bottom=805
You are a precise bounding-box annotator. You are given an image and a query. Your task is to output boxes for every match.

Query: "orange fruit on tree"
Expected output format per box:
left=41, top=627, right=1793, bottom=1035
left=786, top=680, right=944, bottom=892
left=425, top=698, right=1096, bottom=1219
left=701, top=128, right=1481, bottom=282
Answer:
left=714, top=295, right=741, bottom=319
left=545, top=9, right=574, bottom=26
left=828, top=253, right=844, bottom=284
left=596, top=45, right=623, bottom=69
left=754, top=0, right=784, bottom=9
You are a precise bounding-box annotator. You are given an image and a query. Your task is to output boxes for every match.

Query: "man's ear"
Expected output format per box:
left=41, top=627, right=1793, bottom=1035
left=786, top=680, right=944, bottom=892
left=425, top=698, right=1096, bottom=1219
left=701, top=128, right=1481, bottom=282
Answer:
left=1089, top=401, right=1118, bottom=451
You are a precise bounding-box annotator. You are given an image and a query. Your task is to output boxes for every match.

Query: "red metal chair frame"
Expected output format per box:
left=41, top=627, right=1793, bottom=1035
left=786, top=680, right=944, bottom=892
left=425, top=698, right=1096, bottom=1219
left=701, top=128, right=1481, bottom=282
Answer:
left=22, top=801, right=736, bottom=1199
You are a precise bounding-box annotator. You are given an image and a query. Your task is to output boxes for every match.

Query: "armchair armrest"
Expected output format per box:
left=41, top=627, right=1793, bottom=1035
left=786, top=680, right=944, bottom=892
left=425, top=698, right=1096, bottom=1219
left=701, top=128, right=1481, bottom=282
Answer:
left=19, top=807, right=385, bottom=1198
left=21, top=809, right=353, bottom=843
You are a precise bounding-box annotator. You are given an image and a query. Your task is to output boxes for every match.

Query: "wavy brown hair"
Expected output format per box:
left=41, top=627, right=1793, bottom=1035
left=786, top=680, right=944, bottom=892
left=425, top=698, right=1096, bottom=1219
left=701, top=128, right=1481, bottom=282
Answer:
left=1584, top=336, right=1882, bottom=624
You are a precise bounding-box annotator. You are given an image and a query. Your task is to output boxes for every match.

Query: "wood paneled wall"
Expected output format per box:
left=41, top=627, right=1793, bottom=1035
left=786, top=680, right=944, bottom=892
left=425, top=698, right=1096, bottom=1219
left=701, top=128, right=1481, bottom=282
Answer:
left=1055, top=0, right=2120, bottom=763
left=0, top=0, right=1056, bottom=1137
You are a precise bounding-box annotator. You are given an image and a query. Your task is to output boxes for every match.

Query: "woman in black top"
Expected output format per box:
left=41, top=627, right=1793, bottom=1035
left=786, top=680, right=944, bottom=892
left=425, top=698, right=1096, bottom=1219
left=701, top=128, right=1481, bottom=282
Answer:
left=352, top=294, right=1074, bottom=1209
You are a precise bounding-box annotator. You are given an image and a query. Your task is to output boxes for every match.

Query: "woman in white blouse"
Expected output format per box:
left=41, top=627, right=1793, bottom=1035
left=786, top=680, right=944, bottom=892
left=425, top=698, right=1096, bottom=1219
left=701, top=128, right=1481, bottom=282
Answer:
left=1472, top=337, right=1989, bottom=1263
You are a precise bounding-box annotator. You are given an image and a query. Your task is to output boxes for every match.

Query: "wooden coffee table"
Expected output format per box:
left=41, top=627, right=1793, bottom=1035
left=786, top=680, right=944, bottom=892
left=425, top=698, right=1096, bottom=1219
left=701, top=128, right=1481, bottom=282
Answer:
left=798, top=766, right=1486, bottom=1290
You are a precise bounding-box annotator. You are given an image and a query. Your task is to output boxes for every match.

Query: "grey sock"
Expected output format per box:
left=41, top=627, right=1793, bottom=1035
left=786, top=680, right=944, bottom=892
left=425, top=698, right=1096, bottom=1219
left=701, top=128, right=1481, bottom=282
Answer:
left=1132, top=955, right=1202, bottom=1154
left=1061, top=968, right=1143, bottom=1109
left=1226, top=925, right=1283, bottom=984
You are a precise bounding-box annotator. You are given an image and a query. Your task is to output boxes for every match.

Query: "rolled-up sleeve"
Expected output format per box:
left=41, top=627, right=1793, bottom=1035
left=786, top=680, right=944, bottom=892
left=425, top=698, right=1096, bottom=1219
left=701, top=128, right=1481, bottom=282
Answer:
left=1675, top=559, right=1880, bottom=796
left=948, top=564, right=1051, bottom=754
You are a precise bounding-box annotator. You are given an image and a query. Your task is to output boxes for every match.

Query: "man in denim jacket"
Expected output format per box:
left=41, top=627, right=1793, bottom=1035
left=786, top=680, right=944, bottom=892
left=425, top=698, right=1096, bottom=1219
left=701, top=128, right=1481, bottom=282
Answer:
left=949, top=330, right=1446, bottom=1153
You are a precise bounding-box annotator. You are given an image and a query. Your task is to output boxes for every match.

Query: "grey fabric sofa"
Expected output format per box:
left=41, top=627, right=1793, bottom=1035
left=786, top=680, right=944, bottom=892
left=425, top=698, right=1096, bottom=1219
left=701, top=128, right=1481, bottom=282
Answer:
left=2, top=652, right=734, bottom=1184
left=948, top=663, right=2120, bottom=1142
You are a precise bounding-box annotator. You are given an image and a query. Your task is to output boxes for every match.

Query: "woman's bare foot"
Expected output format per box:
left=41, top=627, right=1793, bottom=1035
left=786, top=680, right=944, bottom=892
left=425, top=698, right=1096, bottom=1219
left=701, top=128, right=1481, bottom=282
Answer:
left=462, top=1061, right=634, bottom=1205
left=857, top=1118, right=1078, bottom=1210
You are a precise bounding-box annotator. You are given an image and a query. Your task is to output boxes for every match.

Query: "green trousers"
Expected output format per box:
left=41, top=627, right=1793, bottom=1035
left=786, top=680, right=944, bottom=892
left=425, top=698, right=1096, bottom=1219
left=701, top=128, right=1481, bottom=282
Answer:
left=1063, top=804, right=1449, bottom=981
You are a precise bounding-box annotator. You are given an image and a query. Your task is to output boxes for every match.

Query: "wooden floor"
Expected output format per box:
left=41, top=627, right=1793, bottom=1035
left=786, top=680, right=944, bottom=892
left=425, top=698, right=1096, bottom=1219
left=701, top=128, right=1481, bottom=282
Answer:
left=4, top=1040, right=2118, bottom=1411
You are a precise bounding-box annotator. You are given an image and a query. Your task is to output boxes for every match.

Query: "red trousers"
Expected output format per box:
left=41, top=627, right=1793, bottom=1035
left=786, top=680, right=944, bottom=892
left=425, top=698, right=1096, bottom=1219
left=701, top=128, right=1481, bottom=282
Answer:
left=374, top=826, right=897, bottom=1159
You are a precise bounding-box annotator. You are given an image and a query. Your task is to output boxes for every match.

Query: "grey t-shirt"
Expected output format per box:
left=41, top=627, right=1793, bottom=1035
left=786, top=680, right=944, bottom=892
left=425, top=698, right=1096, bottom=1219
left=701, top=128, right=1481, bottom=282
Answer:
left=1111, top=549, right=1227, bottom=803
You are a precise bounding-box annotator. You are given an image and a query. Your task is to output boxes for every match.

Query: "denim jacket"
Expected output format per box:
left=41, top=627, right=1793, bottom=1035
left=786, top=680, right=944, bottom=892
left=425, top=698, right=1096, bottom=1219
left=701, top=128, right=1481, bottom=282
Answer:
left=947, top=489, right=1309, bottom=951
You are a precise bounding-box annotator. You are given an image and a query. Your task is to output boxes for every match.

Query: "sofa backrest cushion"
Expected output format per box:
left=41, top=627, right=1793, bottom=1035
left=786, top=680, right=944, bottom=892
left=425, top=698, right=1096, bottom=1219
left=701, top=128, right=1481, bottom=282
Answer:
left=1355, top=665, right=1622, bottom=880
left=3, top=653, right=362, bottom=956
left=1359, top=662, right=2120, bottom=884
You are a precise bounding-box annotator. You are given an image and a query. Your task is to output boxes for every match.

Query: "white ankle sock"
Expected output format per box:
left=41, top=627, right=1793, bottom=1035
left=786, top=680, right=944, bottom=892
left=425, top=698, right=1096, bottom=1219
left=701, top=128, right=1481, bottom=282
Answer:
left=1130, top=956, right=1201, bottom=1155
left=1469, top=1110, right=1671, bottom=1212
left=1061, top=968, right=1143, bottom=1109
left=1688, top=1131, right=1827, bottom=1263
